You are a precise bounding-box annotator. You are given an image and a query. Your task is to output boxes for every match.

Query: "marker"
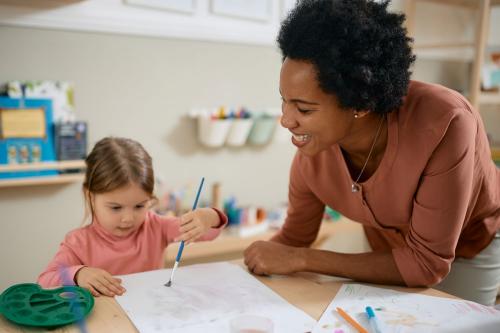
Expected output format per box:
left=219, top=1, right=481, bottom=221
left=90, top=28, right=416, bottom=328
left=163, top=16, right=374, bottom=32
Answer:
left=336, top=307, right=368, bottom=333
left=365, top=306, right=384, bottom=333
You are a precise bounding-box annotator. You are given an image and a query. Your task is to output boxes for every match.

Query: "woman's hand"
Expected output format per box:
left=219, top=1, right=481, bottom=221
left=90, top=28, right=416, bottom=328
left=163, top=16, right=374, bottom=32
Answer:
left=75, top=267, right=126, bottom=297
left=175, top=208, right=220, bottom=244
left=244, top=240, right=306, bottom=276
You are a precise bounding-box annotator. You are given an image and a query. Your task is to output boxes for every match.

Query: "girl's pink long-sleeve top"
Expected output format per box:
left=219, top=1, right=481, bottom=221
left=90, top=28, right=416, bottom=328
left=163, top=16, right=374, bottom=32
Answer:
left=272, top=80, right=500, bottom=287
left=38, top=209, right=227, bottom=287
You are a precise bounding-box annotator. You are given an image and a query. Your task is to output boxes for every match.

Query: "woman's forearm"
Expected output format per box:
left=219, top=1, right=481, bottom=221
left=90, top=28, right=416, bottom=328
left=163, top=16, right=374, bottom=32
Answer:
left=298, top=248, right=406, bottom=285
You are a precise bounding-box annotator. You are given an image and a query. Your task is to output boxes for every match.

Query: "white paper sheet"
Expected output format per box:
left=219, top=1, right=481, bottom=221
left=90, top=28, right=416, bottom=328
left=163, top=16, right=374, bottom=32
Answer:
left=313, top=284, right=500, bottom=333
left=116, top=262, right=315, bottom=333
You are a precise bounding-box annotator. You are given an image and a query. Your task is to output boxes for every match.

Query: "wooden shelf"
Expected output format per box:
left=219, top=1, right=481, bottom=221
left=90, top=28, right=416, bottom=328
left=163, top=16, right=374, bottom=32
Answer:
left=413, top=0, right=500, bottom=8
left=414, top=43, right=474, bottom=61
left=492, top=147, right=500, bottom=161
left=0, top=160, right=85, bottom=172
left=0, top=173, right=84, bottom=188
left=0, top=160, right=85, bottom=188
left=479, top=92, right=500, bottom=104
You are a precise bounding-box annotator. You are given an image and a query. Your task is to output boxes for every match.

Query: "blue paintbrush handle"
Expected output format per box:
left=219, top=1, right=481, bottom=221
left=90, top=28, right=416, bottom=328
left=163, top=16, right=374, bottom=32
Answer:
left=191, top=177, right=204, bottom=211
left=174, top=177, right=205, bottom=264
left=176, top=241, right=185, bottom=262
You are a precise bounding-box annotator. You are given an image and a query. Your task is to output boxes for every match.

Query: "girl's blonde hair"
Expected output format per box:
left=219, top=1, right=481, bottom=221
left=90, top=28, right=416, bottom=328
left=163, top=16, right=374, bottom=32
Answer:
left=82, top=137, right=155, bottom=223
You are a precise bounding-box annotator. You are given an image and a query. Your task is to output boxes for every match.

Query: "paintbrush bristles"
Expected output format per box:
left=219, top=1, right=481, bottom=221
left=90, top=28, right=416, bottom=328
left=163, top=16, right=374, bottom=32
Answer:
left=165, top=261, right=178, bottom=287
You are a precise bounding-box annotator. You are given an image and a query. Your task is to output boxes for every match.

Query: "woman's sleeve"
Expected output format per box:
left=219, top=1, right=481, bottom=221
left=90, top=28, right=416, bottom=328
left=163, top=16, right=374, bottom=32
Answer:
left=271, top=153, right=325, bottom=247
left=37, top=236, right=85, bottom=288
left=392, top=110, right=477, bottom=287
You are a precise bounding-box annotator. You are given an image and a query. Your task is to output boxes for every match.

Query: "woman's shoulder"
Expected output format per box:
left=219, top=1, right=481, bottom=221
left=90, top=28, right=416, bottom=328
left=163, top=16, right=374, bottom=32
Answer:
left=400, top=80, right=477, bottom=134
left=404, top=80, right=474, bottom=118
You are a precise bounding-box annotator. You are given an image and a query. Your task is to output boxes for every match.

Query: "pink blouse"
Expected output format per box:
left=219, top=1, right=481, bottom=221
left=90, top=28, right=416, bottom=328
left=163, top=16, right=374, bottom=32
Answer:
left=38, top=209, right=227, bottom=287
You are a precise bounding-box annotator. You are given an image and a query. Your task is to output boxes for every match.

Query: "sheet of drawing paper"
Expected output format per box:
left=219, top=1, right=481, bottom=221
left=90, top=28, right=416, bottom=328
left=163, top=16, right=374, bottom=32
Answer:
left=313, top=284, right=500, bottom=333
left=116, top=262, right=316, bottom=333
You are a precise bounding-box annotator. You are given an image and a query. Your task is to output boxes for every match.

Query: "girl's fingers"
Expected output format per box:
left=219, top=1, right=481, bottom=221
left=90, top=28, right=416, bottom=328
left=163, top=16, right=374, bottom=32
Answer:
left=179, top=222, right=198, bottom=234
left=183, top=227, right=202, bottom=241
left=180, top=214, right=193, bottom=226
left=175, top=226, right=201, bottom=242
left=88, top=285, right=100, bottom=297
left=104, top=273, right=124, bottom=289
left=93, top=279, right=114, bottom=297
left=100, top=273, right=119, bottom=289
left=103, top=275, right=125, bottom=294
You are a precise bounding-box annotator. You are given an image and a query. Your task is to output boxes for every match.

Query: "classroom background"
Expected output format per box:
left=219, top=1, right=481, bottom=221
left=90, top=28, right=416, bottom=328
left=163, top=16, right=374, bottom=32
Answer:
left=1, top=0, right=500, bottom=293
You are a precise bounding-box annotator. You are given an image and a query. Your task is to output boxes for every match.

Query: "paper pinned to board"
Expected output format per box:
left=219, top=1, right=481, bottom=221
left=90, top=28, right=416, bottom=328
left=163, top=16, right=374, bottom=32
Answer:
left=116, top=262, right=315, bottom=333
left=313, top=284, right=500, bottom=333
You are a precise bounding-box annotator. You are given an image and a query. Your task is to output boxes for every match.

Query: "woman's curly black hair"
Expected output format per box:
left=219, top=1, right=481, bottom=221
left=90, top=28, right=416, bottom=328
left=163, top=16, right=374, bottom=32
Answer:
left=278, top=0, right=415, bottom=114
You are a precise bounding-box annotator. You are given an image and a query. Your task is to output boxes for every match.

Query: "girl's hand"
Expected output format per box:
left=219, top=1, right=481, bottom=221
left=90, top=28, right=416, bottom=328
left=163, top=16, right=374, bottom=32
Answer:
left=75, top=267, right=126, bottom=297
left=175, top=208, right=220, bottom=244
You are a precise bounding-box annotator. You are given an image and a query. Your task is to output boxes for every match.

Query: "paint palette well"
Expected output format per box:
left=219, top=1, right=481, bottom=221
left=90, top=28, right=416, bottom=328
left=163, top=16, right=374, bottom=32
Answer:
left=0, top=283, right=94, bottom=327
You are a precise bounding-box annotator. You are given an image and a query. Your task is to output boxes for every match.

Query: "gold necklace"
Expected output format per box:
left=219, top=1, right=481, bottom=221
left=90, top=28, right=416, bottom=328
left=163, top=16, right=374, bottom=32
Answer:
left=351, top=115, right=385, bottom=193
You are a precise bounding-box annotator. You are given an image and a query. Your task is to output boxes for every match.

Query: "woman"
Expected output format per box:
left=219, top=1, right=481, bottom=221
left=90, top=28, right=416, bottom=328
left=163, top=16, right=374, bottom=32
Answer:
left=244, top=0, right=500, bottom=305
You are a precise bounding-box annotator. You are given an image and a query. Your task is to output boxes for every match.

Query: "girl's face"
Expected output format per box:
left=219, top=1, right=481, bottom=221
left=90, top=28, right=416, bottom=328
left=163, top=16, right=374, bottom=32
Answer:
left=91, top=182, right=152, bottom=237
left=279, top=58, right=355, bottom=156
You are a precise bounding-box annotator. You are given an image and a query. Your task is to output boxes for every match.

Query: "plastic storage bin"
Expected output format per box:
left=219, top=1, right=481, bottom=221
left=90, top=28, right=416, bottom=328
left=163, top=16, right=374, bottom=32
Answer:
left=226, top=118, right=254, bottom=146
left=247, top=116, right=278, bottom=145
left=197, top=116, right=232, bottom=147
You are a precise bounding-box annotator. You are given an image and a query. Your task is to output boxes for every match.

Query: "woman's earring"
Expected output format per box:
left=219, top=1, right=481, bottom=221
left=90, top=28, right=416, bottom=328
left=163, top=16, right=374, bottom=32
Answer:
left=354, top=113, right=359, bottom=119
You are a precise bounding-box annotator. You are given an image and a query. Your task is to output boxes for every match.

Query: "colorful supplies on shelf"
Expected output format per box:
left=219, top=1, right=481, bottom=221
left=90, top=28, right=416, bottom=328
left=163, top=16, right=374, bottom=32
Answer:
left=0, top=97, right=57, bottom=179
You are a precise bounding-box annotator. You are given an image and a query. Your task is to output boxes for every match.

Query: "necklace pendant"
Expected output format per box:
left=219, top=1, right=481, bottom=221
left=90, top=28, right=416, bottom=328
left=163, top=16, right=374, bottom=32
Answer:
left=351, top=183, right=361, bottom=193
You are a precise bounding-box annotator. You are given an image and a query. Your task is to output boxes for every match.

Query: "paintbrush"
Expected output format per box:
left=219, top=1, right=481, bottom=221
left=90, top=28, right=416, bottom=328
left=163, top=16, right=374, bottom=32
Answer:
left=165, top=177, right=205, bottom=287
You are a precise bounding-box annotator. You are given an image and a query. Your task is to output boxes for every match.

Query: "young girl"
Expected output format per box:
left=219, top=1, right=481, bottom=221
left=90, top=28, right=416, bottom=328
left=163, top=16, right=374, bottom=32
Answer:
left=38, top=137, right=227, bottom=297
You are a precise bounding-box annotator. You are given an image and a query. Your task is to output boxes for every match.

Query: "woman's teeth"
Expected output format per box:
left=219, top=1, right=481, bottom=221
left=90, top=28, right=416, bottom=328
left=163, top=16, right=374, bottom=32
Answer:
left=293, top=134, right=311, bottom=142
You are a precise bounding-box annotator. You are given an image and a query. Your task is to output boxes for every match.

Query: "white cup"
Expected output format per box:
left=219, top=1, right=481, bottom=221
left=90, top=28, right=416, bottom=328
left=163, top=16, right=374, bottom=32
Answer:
left=226, top=118, right=254, bottom=146
left=198, top=116, right=232, bottom=147
left=229, top=315, right=273, bottom=333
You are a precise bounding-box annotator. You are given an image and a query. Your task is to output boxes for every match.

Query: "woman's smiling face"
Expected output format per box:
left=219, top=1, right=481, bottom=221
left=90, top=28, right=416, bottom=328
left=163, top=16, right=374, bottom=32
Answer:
left=279, top=58, right=355, bottom=156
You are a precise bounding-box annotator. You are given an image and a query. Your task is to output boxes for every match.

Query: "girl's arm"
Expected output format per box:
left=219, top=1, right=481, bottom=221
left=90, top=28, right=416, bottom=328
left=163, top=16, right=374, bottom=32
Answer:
left=37, top=242, right=86, bottom=288
left=159, top=208, right=227, bottom=244
left=38, top=233, right=126, bottom=297
left=176, top=207, right=227, bottom=243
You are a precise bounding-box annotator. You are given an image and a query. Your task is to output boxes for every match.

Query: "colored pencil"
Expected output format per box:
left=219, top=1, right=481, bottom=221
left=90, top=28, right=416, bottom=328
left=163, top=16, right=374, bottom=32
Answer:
left=336, top=307, right=368, bottom=333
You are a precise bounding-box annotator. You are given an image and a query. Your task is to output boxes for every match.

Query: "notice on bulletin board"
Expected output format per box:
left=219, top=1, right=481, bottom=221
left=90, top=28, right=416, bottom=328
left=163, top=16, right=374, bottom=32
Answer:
left=0, top=108, right=46, bottom=138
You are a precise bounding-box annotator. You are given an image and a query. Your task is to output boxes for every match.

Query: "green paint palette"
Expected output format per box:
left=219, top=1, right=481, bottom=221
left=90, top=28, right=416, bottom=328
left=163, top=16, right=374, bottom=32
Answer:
left=0, top=283, right=94, bottom=327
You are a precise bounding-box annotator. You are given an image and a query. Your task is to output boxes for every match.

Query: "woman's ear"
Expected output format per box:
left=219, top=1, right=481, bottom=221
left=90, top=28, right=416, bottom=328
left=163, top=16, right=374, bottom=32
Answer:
left=353, top=110, right=371, bottom=119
